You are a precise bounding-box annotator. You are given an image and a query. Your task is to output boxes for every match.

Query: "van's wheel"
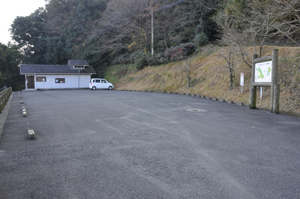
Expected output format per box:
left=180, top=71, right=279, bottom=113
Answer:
left=92, top=86, right=96, bottom=90
left=108, top=86, right=112, bottom=90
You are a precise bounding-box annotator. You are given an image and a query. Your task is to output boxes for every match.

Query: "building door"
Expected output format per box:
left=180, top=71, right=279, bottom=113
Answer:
left=27, top=76, right=35, bottom=89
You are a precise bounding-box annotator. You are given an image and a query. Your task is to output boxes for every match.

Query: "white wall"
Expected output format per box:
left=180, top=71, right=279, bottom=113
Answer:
left=34, top=75, right=91, bottom=89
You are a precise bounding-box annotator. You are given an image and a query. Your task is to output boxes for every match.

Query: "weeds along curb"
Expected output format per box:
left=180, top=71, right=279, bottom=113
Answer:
left=118, top=89, right=247, bottom=107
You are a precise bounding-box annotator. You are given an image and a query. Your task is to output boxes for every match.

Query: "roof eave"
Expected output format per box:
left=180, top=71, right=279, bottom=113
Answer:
left=20, top=73, right=95, bottom=75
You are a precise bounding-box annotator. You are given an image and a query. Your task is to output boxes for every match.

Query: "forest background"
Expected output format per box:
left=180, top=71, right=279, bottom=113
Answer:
left=0, top=0, right=299, bottom=91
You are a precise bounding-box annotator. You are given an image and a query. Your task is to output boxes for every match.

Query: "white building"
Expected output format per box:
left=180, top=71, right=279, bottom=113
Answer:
left=20, top=60, right=96, bottom=90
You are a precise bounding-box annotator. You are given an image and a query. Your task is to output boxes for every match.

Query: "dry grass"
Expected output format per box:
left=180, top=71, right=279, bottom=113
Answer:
left=114, top=45, right=300, bottom=116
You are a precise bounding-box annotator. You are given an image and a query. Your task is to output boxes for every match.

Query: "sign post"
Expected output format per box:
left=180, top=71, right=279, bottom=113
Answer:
left=240, top=73, right=244, bottom=93
left=260, top=87, right=263, bottom=99
left=249, top=49, right=279, bottom=114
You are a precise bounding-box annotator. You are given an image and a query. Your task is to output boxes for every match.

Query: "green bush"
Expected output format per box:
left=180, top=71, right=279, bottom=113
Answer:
left=112, top=53, right=132, bottom=65
left=130, top=50, right=144, bottom=63
left=193, top=32, right=209, bottom=47
left=165, top=43, right=195, bottom=61
left=180, top=43, right=196, bottom=55
left=135, top=56, right=147, bottom=70
left=146, top=55, right=157, bottom=66
left=146, top=52, right=170, bottom=66
left=134, top=52, right=169, bottom=68
left=112, top=43, right=195, bottom=69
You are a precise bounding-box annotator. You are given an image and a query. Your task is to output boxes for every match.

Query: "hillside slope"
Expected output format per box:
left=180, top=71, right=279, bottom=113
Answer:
left=108, top=46, right=300, bottom=116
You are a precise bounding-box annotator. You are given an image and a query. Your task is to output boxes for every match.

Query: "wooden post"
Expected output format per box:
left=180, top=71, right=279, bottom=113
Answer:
left=270, top=49, right=278, bottom=112
left=188, top=59, right=191, bottom=88
left=273, top=84, right=280, bottom=114
left=249, top=54, right=258, bottom=109
left=151, top=9, right=154, bottom=55
left=249, top=87, right=257, bottom=109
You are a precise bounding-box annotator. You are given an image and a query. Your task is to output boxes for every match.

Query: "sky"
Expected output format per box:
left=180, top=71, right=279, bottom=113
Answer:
left=0, top=0, right=46, bottom=45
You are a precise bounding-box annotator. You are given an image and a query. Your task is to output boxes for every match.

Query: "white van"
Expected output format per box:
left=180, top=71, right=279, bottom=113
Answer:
left=89, top=78, right=114, bottom=90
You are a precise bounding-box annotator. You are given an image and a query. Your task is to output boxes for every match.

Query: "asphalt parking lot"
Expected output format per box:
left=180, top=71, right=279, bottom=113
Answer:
left=1, top=90, right=300, bottom=199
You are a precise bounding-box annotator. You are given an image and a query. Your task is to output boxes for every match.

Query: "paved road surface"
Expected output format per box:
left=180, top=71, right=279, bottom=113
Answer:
left=0, top=90, right=300, bottom=199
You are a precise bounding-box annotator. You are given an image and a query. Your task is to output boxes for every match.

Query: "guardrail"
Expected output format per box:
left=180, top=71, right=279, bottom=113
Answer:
left=0, top=86, right=7, bottom=92
left=0, top=87, right=12, bottom=113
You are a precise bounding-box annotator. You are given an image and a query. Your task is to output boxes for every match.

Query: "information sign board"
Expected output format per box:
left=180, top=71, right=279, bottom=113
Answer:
left=255, top=61, right=272, bottom=83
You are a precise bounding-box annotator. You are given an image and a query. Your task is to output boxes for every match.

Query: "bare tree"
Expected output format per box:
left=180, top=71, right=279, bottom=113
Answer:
left=182, top=58, right=192, bottom=88
left=215, top=12, right=253, bottom=68
left=89, top=0, right=150, bottom=53
left=215, top=19, right=239, bottom=90
left=91, top=0, right=218, bottom=54
left=215, top=0, right=300, bottom=68
left=218, top=46, right=238, bottom=90
left=273, top=0, right=300, bottom=46
left=152, top=0, right=190, bottom=50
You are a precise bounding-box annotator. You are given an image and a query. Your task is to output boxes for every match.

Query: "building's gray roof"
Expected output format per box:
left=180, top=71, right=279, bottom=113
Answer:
left=68, top=60, right=89, bottom=66
left=20, top=60, right=96, bottom=75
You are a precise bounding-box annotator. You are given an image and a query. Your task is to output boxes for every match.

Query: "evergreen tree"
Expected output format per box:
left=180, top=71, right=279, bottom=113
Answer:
left=10, top=8, right=47, bottom=64
left=0, top=43, right=25, bottom=90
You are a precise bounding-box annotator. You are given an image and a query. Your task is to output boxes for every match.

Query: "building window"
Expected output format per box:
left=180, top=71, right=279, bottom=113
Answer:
left=36, top=77, right=46, bottom=82
left=55, top=78, right=65, bottom=83
left=73, top=66, right=85, bottom=69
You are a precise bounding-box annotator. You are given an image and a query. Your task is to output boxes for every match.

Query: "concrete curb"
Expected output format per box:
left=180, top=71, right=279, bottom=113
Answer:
left=0, top=92, right=14, bottom=138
